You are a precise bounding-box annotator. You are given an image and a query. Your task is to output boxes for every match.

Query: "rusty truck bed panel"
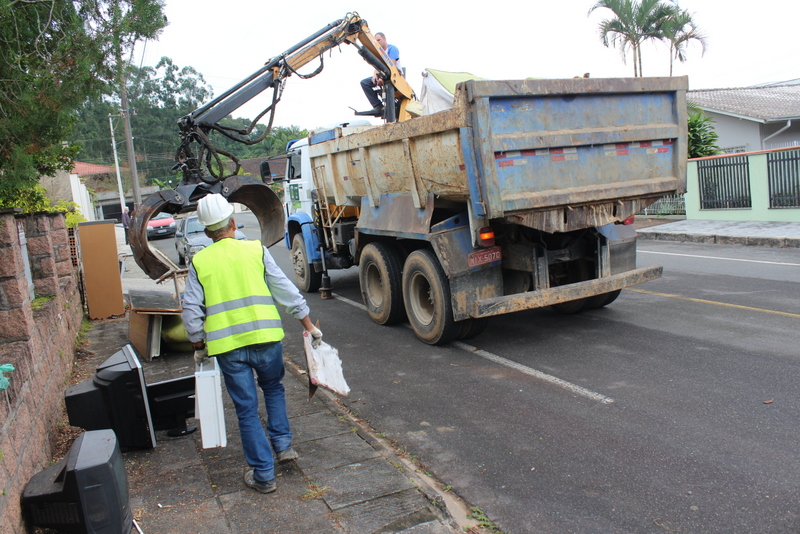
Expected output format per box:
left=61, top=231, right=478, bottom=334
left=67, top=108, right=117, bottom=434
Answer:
left=307, top=77, right=687, bottom=232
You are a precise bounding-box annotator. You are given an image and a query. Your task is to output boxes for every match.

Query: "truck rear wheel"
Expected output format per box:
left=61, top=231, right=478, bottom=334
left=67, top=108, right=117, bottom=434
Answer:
left=291, top=234, right=321, bottom=293
left=550, top=299, right=588, bottom=314
left=402, top=249, right=459, bottom=345
left=359, top=242, right=406, bottom=325
left=456, top=317, right=489, bottom=340
left=585, top=289, right=621, bottom=309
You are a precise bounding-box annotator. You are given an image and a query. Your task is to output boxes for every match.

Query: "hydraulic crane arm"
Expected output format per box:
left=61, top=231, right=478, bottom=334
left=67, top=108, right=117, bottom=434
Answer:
left=129, top=12, right=415, bottom=280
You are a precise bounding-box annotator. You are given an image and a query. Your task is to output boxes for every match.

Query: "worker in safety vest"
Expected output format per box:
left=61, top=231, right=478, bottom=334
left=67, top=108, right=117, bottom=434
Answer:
left=182, top=193, right=322, bottom=494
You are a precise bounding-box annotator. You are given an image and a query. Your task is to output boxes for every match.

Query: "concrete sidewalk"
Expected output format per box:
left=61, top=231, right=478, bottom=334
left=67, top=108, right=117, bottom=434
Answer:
left=635, top=218, right=800, bottom=248
left=83, top=315, right=460, bottom=534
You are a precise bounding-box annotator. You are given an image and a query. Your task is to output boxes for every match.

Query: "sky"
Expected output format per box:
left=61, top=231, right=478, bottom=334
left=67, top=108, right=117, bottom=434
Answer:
left=134, top=0, right=800, bottom=131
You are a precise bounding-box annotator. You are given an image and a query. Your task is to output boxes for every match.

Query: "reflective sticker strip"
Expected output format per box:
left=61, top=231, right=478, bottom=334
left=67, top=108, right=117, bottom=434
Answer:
left=549, top=147, right=579, bottom=162
left=605, top=139, right=673, bottom=156
left=495, top=147, right=577, bottom=166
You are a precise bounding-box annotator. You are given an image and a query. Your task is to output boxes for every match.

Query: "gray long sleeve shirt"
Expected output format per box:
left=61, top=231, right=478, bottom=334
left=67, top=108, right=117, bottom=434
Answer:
left=182, top=243, right=310, bottom=344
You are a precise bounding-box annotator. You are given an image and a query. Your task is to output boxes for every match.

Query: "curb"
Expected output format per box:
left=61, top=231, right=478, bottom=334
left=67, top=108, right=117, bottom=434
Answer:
left=637, top=231, right=800, bottom=249
left=283, top=361, right=464, bottom=534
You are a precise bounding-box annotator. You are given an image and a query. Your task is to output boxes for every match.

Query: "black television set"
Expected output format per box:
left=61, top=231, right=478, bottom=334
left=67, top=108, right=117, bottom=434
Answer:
left=66, top=345, right=156, bottom=450
left=21, top=429, right=132, bottom=534
left=146, top=375, right=197, bottom=436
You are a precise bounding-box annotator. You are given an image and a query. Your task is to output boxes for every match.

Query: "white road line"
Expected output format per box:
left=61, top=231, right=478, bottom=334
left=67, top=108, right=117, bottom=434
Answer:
left=333, top=293, right=367, bottom=311
left=453, top=341, right=614, bottom=404
left=332, top=293, right=615, bottom=404
left=639, top=250, right=800, bottom=267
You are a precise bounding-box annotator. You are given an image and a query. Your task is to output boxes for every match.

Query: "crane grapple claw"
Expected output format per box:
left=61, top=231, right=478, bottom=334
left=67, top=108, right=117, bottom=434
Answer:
left=129, top=177, right=285, bottom=281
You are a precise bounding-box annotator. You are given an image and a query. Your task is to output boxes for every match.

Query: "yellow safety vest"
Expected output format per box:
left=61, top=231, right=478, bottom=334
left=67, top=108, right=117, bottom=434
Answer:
left=192, top=238, right=284, bottom=355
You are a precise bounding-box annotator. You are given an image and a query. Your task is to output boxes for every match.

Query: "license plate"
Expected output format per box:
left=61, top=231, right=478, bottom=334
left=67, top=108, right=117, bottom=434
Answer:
left=157, top=228, right=167, bottom=233
left=468, top=246, right=502, bottom=268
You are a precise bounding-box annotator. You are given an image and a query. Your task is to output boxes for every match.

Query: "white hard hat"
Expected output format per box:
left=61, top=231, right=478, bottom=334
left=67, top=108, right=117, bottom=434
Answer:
left=196, top=193, right=234, bottom=231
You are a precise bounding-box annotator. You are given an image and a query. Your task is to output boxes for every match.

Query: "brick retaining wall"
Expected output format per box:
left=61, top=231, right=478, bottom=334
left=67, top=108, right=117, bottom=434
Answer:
left=0, top=212, right=83, bottom=534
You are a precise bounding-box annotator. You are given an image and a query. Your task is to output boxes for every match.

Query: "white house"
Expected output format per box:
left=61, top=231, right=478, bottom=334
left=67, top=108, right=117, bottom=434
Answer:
left=688, top=81, right=800, bottom=154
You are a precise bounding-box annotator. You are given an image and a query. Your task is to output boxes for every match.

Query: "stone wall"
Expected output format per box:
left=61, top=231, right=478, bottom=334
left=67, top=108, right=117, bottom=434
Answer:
left=0, top=211, right=83, bottom=534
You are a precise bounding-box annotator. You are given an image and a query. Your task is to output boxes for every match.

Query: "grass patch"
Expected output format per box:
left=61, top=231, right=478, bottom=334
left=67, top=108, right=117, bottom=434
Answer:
left=31, top=296, right=55, bottom=309
left=75, top=317, right=92, bottom=348
left=467, top=507, right=504, bottom=533
left=301, top=482, right=329, bottom=500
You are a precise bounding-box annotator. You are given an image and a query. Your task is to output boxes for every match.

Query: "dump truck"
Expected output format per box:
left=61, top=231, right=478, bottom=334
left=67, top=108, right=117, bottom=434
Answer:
left=280, top=77, right=688, bottom=344
left=128, top=13, right=687, bottom=345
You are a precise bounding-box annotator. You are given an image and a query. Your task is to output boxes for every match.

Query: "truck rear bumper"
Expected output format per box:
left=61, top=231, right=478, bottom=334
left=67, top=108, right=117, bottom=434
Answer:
left=472, top=264, right=663, bottom=318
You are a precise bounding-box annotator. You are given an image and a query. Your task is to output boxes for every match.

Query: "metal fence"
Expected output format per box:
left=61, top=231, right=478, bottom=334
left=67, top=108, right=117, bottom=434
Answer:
left=697, top=155, right=752, bottom=209
left=638, top=194, right=686, bottom=215
left=767, top=149, right=800, bottom=208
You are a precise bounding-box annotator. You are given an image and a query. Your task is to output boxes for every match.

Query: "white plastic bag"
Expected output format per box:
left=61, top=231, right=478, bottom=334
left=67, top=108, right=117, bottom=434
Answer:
left=303, top=332, right=349, bottom=397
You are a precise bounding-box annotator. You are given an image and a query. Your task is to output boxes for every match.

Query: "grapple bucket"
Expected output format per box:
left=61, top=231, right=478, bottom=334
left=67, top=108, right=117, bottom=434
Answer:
left=129, top=176, right=285, bottom=280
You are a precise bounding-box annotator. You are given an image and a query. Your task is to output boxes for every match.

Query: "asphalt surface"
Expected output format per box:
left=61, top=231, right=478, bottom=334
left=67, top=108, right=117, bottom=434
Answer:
left=107, top=217, right=799, bottom=533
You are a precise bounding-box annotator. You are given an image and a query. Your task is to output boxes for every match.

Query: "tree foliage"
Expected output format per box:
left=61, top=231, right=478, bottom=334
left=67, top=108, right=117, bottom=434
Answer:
left=0, top=0, right=166, bottom=208
left=688, top=111, right=721, bottom=159
left=589, top=0, right=675, bottom=77
left=72, top=58, right=306, bottom=188
left=72, top=57, right=214, bottom=188
left=661, top=6, right=707, bottom=76
left=589, top=0, right=705, bottom=77
left=0, top=183, right=87, bottom=226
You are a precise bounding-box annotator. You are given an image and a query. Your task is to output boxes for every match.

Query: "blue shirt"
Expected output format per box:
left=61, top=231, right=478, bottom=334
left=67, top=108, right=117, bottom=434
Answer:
left=384, top=44, right=399, bottom=63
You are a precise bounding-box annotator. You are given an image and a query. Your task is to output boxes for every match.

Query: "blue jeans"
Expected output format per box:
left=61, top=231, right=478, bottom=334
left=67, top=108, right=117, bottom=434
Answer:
left=216, top=341, right=292, bottom=483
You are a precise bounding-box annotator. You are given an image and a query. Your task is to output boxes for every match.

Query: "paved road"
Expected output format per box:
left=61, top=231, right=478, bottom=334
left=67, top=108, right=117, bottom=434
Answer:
left=150, top=215, right=800, bottom=533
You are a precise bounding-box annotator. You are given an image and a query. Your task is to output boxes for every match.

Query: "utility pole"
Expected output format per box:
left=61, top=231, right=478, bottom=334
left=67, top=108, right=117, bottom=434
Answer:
left=108, top=114, right=127, bottom=215
left=119, top=83, right=142, bottom=207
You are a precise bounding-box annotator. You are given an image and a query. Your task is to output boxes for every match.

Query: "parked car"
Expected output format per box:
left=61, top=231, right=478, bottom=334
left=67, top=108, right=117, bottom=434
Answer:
left=146, top=212, right=176, bottom=240
left=174, top=215, right=246, bottom=265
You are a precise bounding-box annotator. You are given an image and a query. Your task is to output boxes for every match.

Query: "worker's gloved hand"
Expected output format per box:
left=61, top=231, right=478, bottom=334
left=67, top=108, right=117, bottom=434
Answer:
left=309, top=326, right=323, bottom=348
left=194, top=346, right=209, bottom=365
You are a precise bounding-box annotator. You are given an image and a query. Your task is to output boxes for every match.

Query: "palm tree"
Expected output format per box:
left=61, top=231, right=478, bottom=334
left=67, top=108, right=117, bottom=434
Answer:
left=661, top=7, right=707, bottom=76
left=589, top=0, right=675, bottom=77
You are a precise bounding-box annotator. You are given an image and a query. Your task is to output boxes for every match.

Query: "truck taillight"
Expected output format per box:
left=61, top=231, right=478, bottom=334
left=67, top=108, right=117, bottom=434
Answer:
left=621, top=216, right=635, bottom=225
left=478, top=226, right=495, bottom=247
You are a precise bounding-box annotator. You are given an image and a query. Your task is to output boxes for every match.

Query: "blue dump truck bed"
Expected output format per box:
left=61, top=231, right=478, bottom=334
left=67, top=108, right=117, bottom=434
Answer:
left=308, top=76, right=687, bottom=233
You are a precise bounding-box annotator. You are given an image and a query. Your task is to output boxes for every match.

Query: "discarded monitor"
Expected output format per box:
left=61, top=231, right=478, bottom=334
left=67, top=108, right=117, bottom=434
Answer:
left=21, top=429, right=132, bottom=534
left=65, top=344, right=195, bottom=450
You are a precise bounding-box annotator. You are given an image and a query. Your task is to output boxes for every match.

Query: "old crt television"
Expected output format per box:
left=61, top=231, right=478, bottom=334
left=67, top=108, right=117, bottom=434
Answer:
left=21, top=429, right=132, bottom=534
left=65, top=345, right=157, bottom=450
left=146, top=375, right=196, bottom=436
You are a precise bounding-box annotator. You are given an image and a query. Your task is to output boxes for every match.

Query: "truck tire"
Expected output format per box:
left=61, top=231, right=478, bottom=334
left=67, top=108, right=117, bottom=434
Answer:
left=291, top=234, right=322, bottom=293
left=456, top=317, right=489, bottom=340
left=359, top=242, right=406, bottom=325
left=402, top=249, right=459, bottom=345
left=550, top=299, right=588, bottom=314
left=585, top=289, right=621, bottom=309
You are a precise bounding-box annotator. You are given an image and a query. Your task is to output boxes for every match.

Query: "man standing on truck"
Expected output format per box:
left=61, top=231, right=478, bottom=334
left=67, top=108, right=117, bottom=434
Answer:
left=360, top=31, right=399, bottom=115
left=182, top=193, right=323, bottom=494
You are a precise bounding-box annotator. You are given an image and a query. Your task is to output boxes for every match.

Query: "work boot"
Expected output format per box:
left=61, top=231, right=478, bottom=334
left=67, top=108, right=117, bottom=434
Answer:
left=243, top=468, right=277, bottom=494
left=277, top=447, right=298, bottom=463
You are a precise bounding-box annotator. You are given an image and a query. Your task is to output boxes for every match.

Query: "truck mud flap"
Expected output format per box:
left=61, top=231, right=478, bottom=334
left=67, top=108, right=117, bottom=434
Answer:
left=471, top=265, right=663, bottom=318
